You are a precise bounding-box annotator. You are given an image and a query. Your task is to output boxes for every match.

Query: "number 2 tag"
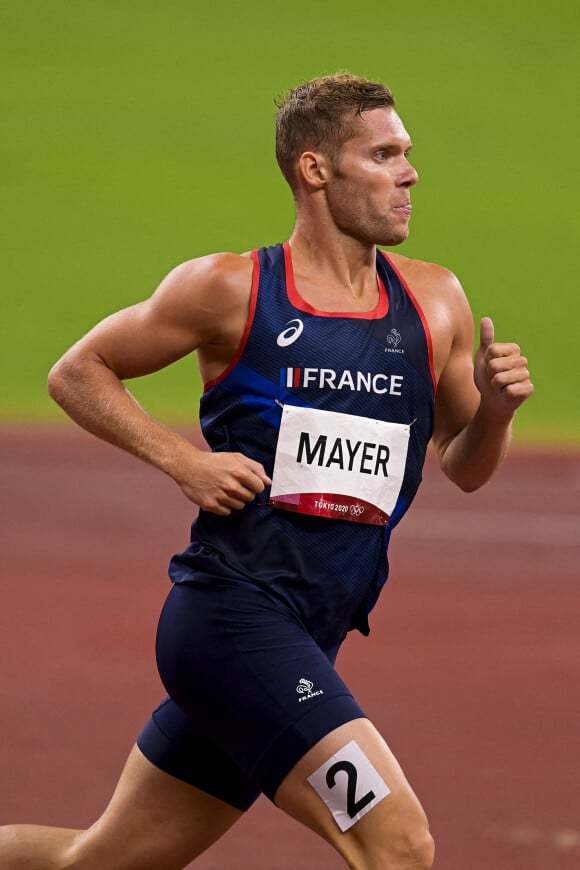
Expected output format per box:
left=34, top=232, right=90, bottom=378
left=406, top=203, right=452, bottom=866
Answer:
left=307, top=740, right=391, bottom=832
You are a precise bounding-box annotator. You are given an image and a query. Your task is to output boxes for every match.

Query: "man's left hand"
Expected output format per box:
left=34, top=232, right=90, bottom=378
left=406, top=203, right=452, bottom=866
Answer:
left=474, top=316, right=534, bottom=418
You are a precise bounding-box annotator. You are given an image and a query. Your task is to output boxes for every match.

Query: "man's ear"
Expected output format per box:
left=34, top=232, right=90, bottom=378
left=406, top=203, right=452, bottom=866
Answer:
left=296, top=151, right=330, bottom=190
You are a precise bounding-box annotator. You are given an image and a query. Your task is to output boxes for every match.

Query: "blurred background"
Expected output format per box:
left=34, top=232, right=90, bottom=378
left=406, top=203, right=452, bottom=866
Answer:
left=2, top=0, right=579, bottom=442
left=2, top=4, right=580, bottom=869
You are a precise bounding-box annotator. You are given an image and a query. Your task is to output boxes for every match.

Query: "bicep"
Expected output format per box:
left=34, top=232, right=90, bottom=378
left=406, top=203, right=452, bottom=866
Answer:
left=61, top=257, right=236, bottom=380
left=73, top=299, right=202, bottom=381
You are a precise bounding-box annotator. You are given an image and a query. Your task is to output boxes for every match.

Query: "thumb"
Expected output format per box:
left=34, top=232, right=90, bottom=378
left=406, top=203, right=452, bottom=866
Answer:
left=479, top=316, right=495, bottom=350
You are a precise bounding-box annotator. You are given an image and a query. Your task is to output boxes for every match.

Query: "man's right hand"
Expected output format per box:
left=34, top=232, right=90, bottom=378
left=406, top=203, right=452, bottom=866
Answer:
left=178, top=450, right=272, bottom=515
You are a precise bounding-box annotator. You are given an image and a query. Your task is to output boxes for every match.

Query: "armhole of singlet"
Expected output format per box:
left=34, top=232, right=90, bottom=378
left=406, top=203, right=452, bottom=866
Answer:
left=203, top=250, right=260, bottom=390
left=379, top=250, right=438, bottom=392
left=283, top=240, right=389, bottom=319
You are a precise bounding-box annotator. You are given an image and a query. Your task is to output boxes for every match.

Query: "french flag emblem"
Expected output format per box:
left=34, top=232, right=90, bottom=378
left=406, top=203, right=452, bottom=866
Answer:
left=280, top=367, right=301, bottom=388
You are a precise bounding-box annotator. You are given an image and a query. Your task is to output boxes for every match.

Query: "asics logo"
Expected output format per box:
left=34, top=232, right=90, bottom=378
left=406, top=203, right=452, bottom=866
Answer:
left=277, top=319, right=304, bottom=347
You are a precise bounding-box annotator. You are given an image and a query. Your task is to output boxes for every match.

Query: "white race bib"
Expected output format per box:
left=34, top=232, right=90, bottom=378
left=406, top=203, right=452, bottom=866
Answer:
left=269, top=405, right=410, bottom=525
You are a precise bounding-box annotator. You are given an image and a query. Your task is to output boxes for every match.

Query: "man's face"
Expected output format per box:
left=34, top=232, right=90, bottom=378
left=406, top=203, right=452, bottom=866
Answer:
left=325, top=107, right=419, bottom=246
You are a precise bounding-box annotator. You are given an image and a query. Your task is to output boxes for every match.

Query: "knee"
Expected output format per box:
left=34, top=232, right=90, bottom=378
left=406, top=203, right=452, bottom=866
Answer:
left=63, top=827, right=185, bottom=870
left=388, top=821, right=435, bottom=869
left=351, top=818, right=435, bottom=870
left=395, top=823, right=435, bottom=869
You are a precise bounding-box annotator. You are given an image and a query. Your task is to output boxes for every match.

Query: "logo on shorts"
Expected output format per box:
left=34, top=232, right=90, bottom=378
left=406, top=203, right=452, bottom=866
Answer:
left=349, top=503, right=364, bottom=517
left=277, top=319, right=304, bottom=347
left=296, top=677, right=324, bottom=703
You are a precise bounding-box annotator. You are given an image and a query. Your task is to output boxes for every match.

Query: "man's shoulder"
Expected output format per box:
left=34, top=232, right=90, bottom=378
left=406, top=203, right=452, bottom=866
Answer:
left=383, top=250, right=472, bottom=333
left=177, top=250, right=254, bottom=282
left=383, top=250, right=461, bottom=292
left=161, top=251, right=254, bottom=303
left=147, top=251, right=256, bottom=327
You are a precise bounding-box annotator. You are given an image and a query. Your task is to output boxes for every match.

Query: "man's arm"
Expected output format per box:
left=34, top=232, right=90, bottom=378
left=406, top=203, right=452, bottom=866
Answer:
left=431, top=280, right=534, bottom=492
left=47, top=253, right=270, bottom=514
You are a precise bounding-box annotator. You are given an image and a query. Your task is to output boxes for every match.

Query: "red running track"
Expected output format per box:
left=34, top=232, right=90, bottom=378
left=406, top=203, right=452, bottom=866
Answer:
left=1, top=426, right=579, bottom=869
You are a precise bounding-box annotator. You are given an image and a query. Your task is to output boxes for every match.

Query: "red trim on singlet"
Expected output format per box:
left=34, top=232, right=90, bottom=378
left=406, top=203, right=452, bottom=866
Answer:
left=378, top=250, right=437, bottom=391
left=203, top=251, right=260, bottom=390
left=283, top=241, right=389, bottom=319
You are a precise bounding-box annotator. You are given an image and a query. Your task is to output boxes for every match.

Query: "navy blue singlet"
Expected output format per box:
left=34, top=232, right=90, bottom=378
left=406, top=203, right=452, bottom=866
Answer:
left=169, top=243, right=436, bottom=648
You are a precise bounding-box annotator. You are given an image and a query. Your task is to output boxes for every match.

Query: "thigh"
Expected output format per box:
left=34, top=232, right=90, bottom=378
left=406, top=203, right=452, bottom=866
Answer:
left=137, top=696, right=262, bottom=811
left=69, top=745, right=244, bottom=870
left=155, top=580, right=365, bottom=800
left=274, top=718, right=432, bottom=868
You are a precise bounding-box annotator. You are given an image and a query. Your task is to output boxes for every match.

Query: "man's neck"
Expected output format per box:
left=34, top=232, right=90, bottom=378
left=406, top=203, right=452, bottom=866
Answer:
left=286, top=227, right=380, bottom=312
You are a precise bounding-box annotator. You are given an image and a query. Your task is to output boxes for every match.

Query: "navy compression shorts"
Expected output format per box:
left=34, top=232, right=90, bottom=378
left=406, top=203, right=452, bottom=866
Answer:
left=137, top=577, right=365, bottom=810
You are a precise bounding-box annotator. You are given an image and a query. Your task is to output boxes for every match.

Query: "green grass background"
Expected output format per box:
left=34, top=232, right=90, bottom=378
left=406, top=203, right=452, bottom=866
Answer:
left=2, top=0, right=578, bottom=442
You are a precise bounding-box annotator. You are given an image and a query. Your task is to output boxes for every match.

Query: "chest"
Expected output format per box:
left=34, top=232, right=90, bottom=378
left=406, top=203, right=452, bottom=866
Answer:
left=244, top=271, right=433, bottom=409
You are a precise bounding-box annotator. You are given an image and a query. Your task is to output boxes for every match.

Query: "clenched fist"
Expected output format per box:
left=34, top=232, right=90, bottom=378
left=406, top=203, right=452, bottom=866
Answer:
left=178, top=449, right=272, bottom=515
left=474, top=317, right=534, bottom=418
